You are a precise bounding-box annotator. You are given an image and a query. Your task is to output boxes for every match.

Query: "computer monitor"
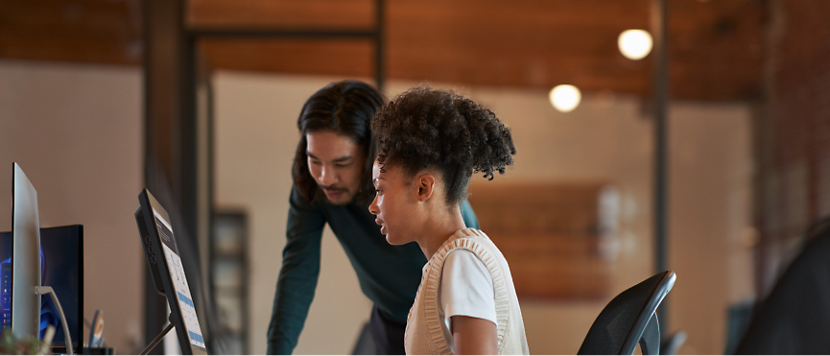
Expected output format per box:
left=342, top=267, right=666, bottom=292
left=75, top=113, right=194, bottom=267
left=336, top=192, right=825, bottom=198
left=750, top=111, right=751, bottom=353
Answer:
left=135, top=189, right=207, bottom=355
left=10, top=163, right=41, bottom=340
left=0, top=225, right=84, bottom=350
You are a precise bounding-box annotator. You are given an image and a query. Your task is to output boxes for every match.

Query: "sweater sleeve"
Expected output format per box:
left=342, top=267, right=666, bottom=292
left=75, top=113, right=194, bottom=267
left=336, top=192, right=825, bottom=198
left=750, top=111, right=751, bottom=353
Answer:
left=267, top=187, right=326, bottom=354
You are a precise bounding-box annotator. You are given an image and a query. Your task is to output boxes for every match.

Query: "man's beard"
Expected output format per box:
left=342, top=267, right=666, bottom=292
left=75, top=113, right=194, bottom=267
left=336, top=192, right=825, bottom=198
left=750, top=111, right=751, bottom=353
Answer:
left=319, top=185, right=354, bottom=205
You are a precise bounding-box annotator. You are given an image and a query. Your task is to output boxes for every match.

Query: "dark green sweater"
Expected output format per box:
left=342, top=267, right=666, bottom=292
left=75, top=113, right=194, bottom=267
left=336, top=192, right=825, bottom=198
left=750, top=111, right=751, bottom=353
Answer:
left=266, top=187, right=479, bottom=354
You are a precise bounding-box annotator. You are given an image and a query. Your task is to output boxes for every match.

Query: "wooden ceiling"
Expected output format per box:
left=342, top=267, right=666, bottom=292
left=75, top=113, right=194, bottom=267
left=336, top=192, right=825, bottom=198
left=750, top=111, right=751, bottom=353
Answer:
left=0, top=0, right=764, bottom=101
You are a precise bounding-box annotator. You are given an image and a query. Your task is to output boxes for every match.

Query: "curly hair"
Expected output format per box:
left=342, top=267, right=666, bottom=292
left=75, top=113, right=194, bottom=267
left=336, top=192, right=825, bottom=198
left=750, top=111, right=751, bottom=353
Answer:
left=292, top=80, right=385, bottom=204
left=372, top=86, right=516, bottom=205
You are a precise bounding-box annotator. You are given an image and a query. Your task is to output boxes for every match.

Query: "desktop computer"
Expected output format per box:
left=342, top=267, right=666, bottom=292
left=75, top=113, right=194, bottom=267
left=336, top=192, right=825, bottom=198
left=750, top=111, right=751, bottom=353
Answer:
left=0, top=225, right=84, bottom=351
left=6, top=163, right=75, bottom=355
left=135, top=188, right=208, bottom=355
left=3, top=164, right=210, bottom=354
left=10, top=163, right=41, bottom=340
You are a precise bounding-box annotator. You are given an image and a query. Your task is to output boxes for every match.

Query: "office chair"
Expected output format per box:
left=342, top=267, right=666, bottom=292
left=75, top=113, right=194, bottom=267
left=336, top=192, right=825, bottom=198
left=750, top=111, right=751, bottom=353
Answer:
left=734, top=216, right=830, bottom=354
left=578, top=271, right=677, bottom=355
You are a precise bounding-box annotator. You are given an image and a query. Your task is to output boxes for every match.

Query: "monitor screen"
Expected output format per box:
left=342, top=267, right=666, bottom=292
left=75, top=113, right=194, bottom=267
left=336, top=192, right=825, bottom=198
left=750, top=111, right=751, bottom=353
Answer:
left=136, top=189, right=206, bottom=355
left=0, top=225, right=83, bottom=348
left=153, top=210, right=206, bottom=351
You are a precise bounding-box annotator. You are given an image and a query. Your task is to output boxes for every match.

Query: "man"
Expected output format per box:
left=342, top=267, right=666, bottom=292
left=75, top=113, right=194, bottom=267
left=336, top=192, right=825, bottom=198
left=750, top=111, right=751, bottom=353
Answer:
left=267, top=80, right=479, bottom=355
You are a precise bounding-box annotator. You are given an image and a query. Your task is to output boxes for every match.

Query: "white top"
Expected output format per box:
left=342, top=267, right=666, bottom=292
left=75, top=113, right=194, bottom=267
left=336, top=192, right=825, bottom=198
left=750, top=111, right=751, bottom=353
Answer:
left=438, top=249, right=498, bottom=351
left=404, top=228, right=529, bottom=355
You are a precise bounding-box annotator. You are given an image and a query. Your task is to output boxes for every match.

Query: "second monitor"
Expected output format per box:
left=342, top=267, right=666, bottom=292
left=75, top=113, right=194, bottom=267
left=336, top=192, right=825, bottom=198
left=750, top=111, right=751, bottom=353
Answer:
left=135, top=189, right=207, bottom=355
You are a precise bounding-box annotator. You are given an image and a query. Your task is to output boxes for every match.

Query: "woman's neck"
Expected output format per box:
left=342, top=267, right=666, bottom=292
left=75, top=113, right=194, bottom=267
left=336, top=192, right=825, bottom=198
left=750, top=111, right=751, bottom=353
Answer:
left=417, top=206, right=467, bottom=260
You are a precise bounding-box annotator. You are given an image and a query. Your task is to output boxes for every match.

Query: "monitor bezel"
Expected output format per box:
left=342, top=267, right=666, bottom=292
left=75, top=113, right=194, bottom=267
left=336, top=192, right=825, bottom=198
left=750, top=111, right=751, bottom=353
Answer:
left=137, top=189, right=207, bottom=355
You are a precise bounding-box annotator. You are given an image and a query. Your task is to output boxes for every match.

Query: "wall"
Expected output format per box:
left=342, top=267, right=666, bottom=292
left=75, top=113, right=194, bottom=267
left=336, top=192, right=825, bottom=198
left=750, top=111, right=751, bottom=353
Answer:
left=212, top=74, right=373, bottom=355
left=471, top=87, right=753, bottom=355
left=0, top=60, right=143, bottom=353
left=667, top=103, right=754, bottom=353
left=214, top=72, right=753, bottom=354
left=755, top=0, right=830, bottom=294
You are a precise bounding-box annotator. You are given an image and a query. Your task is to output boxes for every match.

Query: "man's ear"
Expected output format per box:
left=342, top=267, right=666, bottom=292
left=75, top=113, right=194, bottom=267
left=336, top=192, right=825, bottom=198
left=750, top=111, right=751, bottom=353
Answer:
left=416, top=173, right=436, bottom=202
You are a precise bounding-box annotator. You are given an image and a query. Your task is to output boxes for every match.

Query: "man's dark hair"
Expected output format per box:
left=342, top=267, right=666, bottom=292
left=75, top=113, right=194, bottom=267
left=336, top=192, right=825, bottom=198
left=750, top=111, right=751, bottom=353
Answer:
left=292, top=80, right=384, bottom=204
left=372, top=85, right=516, bottom=205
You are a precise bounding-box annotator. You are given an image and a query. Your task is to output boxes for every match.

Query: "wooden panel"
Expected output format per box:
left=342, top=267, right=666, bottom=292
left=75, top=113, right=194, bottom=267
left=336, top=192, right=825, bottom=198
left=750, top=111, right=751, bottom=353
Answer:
left=0, top=0, right=141, bottom=65
left=386, top=0, right=649, bottom=91
left=199, top=39, right=375, bottom=78
left=185, top=0, right=763, bottom=100
left=668, top=0, right=765, bottom=100
left=0, top=0, right=764, bottom=101
left=187, top=0, right=375, bottom=29
left=467, top=182, right=614, bottom=300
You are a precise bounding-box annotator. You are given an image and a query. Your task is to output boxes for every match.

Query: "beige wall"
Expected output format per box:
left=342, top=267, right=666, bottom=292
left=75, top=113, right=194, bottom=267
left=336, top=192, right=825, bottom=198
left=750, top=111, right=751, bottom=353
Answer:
left=213, top=74, right=373, bottom=355
left=0, top=60, right=143, bottom=353
left=668, top=104, right=754, bottom=354
left=214, top=72, right=753, bottom=355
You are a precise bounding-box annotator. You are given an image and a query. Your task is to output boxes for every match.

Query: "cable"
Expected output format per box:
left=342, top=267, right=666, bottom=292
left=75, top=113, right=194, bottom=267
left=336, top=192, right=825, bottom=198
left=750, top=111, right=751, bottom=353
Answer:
left=35, top=286, right=73, bottom=355
left=139, top=322, right=174, bottom=355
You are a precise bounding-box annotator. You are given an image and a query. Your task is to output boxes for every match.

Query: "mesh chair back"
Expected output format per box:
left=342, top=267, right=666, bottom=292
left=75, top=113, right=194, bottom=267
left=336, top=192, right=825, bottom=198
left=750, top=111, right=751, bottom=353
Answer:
left=735, top=218, right=830, bottom=355
left=578, top=271, right=676, bottom=355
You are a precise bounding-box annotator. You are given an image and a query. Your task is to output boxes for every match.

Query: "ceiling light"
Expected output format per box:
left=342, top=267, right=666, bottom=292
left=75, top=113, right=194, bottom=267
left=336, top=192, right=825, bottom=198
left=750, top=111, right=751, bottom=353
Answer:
left=618, top=29, right=653, bottom=60
left=549, top=84, right=581, bottom=113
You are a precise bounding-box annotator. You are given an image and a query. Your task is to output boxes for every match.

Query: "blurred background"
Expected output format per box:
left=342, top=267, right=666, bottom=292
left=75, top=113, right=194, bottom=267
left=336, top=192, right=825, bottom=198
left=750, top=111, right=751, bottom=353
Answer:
left=0, top=0, right=828, bottom=354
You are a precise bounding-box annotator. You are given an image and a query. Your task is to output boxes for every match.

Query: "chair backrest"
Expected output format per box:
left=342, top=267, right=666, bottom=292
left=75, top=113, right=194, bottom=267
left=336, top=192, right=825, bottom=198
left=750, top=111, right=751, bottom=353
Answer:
left=578, top=271, right=677, bottom=355
left=734, top=217, right=830, bottom=355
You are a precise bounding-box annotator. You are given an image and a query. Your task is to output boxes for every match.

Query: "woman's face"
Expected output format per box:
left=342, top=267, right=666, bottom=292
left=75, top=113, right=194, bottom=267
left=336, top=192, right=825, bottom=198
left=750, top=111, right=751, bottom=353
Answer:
left=368, top=159, right=421, bottom=245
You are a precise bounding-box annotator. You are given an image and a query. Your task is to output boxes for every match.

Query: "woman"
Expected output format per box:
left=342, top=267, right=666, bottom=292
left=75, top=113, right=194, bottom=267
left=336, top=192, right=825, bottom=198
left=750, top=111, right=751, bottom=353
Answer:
left=368, top=86, right=529, bottom=355
left=267, top=80, right=480, bottom=354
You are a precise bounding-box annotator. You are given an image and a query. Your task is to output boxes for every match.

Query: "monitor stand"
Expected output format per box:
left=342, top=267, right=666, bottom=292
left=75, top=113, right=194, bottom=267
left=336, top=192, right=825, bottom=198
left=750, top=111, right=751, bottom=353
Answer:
left=35, top=286, right=73, bottom=355
left=139, top=315, right=175, bottom=355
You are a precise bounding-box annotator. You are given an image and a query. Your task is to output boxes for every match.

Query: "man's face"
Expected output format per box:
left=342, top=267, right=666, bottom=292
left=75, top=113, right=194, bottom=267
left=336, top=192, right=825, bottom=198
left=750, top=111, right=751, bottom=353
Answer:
left=368, top=159, right=419, bottom=245
left=306, top=130, right=367, bottom=205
